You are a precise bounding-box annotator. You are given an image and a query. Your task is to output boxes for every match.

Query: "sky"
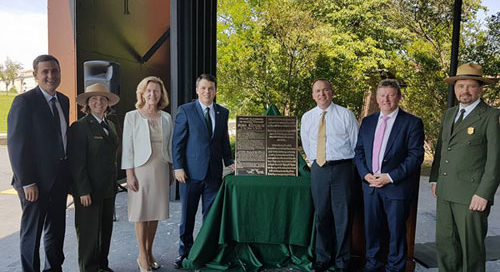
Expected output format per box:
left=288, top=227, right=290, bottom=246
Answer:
left=0, top=0, right=47, bottom=70
left=477, top=0, right=500, bottom=22
left=0, top=0, right=498, bottom=70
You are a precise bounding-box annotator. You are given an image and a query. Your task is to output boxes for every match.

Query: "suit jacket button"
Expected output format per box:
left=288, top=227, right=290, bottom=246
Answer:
left=443, top=172, right=447, bottom=176
left=445, top=160, right=449, bottom=163
left=447, top=147, right=452, bottom=151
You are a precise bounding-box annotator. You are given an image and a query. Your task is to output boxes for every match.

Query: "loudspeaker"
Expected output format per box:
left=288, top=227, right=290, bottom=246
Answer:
left=83, top=60, right=120, bottom=96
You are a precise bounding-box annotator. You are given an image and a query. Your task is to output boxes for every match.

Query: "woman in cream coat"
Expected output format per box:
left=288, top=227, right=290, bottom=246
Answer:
left=122, top=76, right=173, bottom=272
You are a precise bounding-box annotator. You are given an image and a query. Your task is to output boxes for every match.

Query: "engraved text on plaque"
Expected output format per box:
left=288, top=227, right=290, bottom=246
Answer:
left=236, top=116, right=297, bottom=176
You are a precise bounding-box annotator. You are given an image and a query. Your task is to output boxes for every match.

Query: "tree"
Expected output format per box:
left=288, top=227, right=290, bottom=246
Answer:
left=217, top=0, right=400, bottom=118
left=384, top=0, right=484, bottom=154
left=217, top=0, right=328, bottom=117
left=216, top=0, right=493, bottom=156
left=0, top=58, right=23, bottom=94
left=462, top=12, right=500, bottom=107
left=0, top=64, right=6, bottom=93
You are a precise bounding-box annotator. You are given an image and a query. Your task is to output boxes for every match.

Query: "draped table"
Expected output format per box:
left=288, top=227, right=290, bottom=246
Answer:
left=182, top=170, right=315, bottom=271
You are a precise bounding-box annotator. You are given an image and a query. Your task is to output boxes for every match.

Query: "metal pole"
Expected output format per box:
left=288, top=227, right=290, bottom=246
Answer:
left=447, top=0, right=462, bottom=108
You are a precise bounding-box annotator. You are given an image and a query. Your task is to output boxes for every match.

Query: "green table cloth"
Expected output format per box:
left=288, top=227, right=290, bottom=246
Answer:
left=182, top=173, right=315, bottom=271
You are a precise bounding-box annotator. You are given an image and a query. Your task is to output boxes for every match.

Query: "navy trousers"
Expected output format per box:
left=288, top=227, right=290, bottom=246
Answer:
left=178, top=177, right=220, bottom=256
left=310, top=160, right=353, bottom=269
left=17, top=168, right=69, bottom=272
left=363, top=188, right=410, bottom=272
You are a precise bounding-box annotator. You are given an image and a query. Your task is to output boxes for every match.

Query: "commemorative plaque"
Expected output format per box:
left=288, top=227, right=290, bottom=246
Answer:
left=235, top=116, right=298, bottom=176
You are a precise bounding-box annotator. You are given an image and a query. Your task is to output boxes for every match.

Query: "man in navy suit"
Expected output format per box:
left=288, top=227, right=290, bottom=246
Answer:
left=7, top=55, right=70, bottom=272
left=172, top=74, right=234, bottom=268
left=354, top=79, right=424, bottom=272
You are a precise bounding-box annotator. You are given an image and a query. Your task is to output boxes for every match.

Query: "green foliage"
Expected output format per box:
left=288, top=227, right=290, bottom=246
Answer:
left=0, top=58, right=23, bottom=94
left=217, top=0, right=326, bottom=116
left=217, top=0, right=495, bottom=155
left=0, top=93, right=16, bottom=133
left=229, top=135, right=236, bottom=158
left=462, top=12, right=500, bottom=107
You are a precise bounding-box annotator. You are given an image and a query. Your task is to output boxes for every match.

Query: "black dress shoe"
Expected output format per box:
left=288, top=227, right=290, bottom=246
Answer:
left=99, top=268, right=114, bottom=272
left=174, top=255, right=186, bottom=269
left=312, top=261, right=329, bottom=272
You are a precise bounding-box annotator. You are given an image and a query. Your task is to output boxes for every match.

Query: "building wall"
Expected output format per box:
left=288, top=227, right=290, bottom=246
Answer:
left=48, top=0, right=171, bottom=123
left=75, top=0, right=171, bottom=119
left=48, top=0, right=77, bottom=121
left=0, top=70, right=37, bottom=93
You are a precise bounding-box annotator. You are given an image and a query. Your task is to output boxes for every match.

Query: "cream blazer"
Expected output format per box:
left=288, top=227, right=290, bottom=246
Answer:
left=121, top=110, right=173, bottom=169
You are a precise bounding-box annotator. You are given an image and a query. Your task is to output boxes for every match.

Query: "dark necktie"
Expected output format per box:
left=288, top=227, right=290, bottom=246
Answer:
left=205, top=107, right=213, bottom=138
left=50, top=97, right=65, bottom=158
left=452, top=109, right=465, bottom=133
left=100, top=120, right=110, bottom=135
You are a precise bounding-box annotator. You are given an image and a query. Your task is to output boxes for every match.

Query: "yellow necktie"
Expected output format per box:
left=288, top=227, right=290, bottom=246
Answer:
left=316, top=111, right=327, bottom=167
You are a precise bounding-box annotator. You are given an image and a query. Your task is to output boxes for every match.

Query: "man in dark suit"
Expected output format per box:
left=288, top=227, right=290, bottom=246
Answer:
left=430, top=63, right=500, bottom=272
left=7, top=54, right=70, bottom=272
left=172, top=74, right=234, bottom=268
left=354, top=79, right=424, bottom=272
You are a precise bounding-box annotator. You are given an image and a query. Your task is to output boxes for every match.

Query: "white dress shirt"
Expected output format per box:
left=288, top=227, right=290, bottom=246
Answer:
left=92, top=114, right=108, bottom=135
left=373, top=108, right=399, bottom=179
left=198, top=100, right=215, bottom=134
left=456, top=98, right=481, bottom=122
left=300, top=103, right=359, bottom=162
left=40, top=87, right=67, bottom=152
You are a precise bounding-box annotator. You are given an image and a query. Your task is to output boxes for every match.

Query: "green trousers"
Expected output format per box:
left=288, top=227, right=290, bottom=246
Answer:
left=436, top=198, right=490, bottom=272
left=75, top=196, right=115, bottom=272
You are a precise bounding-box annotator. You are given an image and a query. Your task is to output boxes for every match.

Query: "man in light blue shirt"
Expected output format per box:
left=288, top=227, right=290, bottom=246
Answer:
left=7, top=54, right=70, bottom=272
left=354, top=79, right=424, bottom=272
left=172, top=74, right=235, bottom=268
left=301, top=78, right=359, bottom=272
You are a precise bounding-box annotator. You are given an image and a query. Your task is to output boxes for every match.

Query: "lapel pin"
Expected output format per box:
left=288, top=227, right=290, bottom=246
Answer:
left=467, top=127, right=475, bottom=135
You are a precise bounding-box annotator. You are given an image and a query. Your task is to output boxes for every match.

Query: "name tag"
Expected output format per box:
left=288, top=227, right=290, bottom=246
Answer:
left=93, top=136, right=104, bottom=140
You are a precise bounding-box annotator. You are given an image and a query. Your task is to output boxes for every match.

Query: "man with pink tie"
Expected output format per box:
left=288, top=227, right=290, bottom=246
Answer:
left=354, top=79, right=424, bottom=272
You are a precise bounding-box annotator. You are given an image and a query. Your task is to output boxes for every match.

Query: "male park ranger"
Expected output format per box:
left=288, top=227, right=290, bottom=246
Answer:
left=430, top=63, right=500, bottom=272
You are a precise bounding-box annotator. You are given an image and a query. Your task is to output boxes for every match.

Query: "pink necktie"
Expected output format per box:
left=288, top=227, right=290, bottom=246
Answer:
left=372, top=115, right=390, bottom=173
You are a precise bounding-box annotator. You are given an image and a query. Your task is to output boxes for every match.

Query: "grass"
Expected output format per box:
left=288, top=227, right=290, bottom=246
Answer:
left=0, top=93, right=17, bottom=133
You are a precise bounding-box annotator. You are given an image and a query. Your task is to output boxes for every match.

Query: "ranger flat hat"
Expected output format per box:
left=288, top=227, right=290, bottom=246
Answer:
left=76, top=83, right=120, bottom=106
left=444, top=63, right=497, bottom=85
